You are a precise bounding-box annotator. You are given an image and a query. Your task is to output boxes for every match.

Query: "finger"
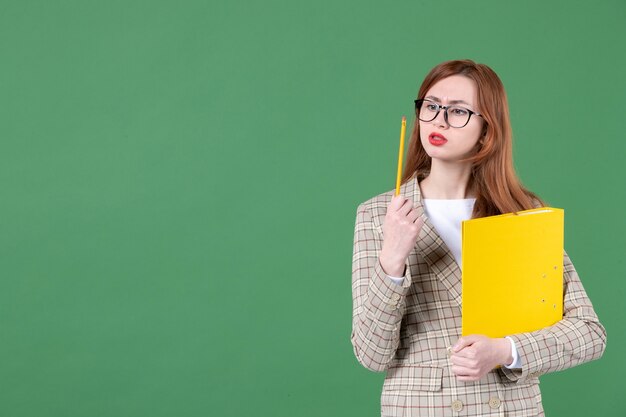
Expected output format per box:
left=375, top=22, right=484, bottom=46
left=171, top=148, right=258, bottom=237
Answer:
left=405, top=206, right=418, bottom=222
left=407, top=209, right=424, bottom=224
left=396, top=199, right=414, bottom=217
left=452, top=346, right=477, bottom=359
left=388, top=195, right=408, bottom=211
left=452, top=335, right=481, bottom=353
left=452, top=366, right=484, bottom=382
left=413, top=216, right=425, bottom=227
left=449, top=355, right=476, bottom=368
left=451, top=365, right=476, bottom=377
left=456, top=375, right=480, bottom=382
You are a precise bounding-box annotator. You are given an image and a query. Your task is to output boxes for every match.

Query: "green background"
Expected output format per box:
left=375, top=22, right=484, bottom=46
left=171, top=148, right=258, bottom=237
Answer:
left=1, top=0, right=624, bottom=416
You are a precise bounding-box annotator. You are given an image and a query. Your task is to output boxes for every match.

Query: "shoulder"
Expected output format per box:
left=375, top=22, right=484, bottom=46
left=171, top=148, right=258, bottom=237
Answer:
left=358, top=188, right=394, bottom=212
left=355, top=188, right=394, bottom=231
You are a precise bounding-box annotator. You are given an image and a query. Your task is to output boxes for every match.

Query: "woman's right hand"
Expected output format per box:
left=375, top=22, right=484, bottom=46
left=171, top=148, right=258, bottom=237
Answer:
left=379, top=195, right=425, bottom=277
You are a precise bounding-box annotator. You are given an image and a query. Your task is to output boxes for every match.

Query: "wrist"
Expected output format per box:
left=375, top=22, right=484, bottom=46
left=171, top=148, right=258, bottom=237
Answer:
left=379, top=255, right=405, bottom=277
left=496, top=338, right=513, bottom=366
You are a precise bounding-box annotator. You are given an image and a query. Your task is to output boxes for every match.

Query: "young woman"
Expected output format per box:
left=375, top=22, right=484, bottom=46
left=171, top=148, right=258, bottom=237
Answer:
left=351, top=59, right=606, bottom=416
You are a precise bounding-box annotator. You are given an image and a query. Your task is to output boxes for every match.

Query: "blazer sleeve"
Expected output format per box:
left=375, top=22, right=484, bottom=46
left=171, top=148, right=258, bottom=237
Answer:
left=499, top=250, right=607, bottom=383
left=350, top=202, right=412, bottom=372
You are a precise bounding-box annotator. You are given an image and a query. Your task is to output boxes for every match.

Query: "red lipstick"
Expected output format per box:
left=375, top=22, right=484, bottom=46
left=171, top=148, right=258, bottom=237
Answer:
left=429, top=133, right=447, bottom=146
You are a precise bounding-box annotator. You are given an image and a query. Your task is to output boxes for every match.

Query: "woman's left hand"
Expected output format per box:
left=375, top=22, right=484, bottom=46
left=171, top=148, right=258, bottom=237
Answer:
left=449, top=335, right=513, bottom=381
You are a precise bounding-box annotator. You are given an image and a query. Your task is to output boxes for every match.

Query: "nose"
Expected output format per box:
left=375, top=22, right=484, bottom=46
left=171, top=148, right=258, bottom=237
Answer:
left=432, top=107, right=449, bottom=129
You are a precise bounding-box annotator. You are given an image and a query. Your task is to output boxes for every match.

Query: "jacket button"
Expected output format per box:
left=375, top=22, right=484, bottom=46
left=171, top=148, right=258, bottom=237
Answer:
left=488, top=397, right=501, bottom=409
left=451, top=400, right=463, bottom=412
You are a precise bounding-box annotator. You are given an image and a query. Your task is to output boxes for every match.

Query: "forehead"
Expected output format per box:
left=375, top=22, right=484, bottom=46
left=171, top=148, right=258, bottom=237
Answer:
left=424, top=75, right=478, bottom=105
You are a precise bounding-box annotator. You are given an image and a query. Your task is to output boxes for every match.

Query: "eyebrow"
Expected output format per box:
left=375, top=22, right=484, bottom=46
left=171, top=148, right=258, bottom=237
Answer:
left=425, top=95, right=473, bottom=106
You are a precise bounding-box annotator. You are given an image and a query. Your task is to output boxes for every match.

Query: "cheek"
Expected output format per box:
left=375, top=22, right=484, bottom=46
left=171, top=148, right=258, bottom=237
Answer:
left=474, top=120, right=486, bottom=138
left=461, top=137, right=481, bottom=152
left=418, top=122, right=431, bottom=139
left=463, top=125, right=483, bottom=147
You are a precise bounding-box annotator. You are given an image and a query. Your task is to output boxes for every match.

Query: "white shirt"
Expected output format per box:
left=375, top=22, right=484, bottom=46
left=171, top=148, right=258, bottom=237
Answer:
left=422, top=198, right=475, bottom=268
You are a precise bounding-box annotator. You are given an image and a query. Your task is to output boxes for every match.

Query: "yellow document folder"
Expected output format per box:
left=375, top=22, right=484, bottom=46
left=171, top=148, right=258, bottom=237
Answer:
left=461, top=207, right=564, bottom=338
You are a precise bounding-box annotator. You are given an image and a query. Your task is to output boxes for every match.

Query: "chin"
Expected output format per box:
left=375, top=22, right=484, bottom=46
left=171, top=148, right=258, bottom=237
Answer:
left=433, top=153, right=476, bottom=165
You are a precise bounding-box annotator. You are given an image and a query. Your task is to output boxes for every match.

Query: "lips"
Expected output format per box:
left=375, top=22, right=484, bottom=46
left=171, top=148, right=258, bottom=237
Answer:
left=428, top=133, right=447, bottom=146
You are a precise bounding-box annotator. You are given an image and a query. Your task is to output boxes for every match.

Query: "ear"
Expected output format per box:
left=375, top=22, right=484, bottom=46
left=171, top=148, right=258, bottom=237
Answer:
left=478, top=126, right=487, bottom=145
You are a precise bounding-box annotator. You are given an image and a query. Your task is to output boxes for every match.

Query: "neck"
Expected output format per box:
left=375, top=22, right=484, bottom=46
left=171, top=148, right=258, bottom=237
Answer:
left=420, top=160, right=475, bottom=199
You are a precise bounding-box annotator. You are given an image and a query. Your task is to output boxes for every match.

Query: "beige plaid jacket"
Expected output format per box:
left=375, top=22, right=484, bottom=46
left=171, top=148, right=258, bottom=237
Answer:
left=351, top=176, right=606, bottom=416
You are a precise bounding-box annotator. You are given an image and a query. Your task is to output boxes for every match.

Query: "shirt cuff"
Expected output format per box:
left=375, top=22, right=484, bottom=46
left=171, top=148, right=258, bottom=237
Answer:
left=504, top=336, right=523, bottom=369
left=387, top=275, right=405, bottom=286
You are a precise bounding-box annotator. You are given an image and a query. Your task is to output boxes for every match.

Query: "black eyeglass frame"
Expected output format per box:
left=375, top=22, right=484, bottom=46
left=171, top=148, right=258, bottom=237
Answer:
left=414, top=98, right=483, bottom=128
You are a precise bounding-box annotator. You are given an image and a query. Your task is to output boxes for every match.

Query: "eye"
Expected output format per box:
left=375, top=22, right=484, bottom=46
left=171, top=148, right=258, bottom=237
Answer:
left=450, top=107, right=469, bottom=116
left=425, top=103, right=438, bottom=111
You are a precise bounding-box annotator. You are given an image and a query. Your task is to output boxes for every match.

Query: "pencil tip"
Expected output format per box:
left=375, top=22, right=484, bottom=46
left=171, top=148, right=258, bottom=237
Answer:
left=402, top=116, right=406, bottom=122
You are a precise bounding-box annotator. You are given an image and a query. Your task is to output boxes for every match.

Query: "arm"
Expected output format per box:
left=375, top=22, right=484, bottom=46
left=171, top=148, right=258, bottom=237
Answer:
left=351, top=195, right=425, bottom=372
left=351, top=196, right=423, bottom=371
left=499, top=250, right=607, bottom=383
left=350, top=203, right=411, bottom=372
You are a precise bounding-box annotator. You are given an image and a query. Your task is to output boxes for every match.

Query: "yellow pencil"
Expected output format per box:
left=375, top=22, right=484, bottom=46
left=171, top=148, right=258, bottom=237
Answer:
left=395, top=116, right=407, bottom=196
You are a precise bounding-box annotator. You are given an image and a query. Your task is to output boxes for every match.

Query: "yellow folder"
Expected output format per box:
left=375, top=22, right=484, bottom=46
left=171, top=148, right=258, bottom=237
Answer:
left=461, top=207, right=564, bottom=338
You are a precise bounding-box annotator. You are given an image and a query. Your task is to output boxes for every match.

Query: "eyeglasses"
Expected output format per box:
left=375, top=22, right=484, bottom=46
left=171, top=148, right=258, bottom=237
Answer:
left=414, top=98, right=482, bottom=128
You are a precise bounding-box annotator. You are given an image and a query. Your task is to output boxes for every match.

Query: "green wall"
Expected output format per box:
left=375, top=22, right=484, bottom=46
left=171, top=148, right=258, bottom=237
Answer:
left=1, top=0, right=624, bottom=415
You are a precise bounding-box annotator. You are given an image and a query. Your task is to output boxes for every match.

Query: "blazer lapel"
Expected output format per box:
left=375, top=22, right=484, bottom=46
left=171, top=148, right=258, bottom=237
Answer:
left=406, top=176, right=463, bottom=308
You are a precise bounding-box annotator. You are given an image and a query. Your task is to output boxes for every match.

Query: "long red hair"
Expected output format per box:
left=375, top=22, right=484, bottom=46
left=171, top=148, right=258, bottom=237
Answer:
left=402, top=59, right=544, bottom=218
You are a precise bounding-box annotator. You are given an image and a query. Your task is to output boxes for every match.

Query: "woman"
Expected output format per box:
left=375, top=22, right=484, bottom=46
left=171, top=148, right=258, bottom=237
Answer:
left=351, top=59, right=606, bottom=416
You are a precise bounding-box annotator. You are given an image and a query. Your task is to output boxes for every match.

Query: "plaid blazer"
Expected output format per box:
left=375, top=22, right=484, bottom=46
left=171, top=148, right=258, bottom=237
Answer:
left=351, top=176, right=606, bottom=417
